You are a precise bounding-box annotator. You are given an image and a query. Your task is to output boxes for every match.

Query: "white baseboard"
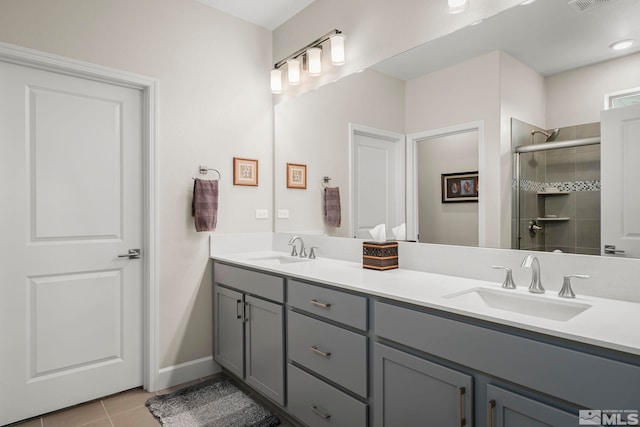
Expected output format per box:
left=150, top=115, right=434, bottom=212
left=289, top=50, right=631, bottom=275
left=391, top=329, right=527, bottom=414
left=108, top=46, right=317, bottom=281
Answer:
left=154, top=356, right=221, bottom=391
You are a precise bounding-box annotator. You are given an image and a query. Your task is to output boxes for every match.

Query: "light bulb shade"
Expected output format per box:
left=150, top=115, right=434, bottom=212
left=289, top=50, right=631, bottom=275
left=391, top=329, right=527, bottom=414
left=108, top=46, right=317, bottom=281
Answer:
left=448, top=0, right=468, bottom=13
left=270, top=69, right=282, bottom=94
left=307, top=47, right=322, bottom=76
left=330, top=33, right=346, bottom=65
left=287, top=58, right=301, bottom=85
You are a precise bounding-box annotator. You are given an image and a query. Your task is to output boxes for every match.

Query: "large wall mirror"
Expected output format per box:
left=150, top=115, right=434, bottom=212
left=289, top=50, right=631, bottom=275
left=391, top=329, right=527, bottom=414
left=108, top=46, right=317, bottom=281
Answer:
left=274, top=0, right=640, bottom=256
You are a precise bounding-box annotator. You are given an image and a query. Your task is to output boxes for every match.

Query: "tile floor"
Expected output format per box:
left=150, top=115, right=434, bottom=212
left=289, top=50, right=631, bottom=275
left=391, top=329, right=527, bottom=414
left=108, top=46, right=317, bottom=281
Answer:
left=8, top=375, right=298, bottom=427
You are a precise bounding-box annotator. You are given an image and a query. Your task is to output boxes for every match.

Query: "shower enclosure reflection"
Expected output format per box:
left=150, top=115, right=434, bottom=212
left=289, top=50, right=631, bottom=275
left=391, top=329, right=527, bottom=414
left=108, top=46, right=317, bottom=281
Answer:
left=512, top=119, right=601, bottom=254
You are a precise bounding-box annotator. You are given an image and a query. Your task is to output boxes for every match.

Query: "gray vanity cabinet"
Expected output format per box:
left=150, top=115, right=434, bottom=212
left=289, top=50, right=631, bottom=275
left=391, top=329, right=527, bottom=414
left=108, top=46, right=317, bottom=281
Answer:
left=287, top=280, right=369, bottom=427
left=486, top=385, right=577, bottom=427
left=373, top=343, right=473, bottom=427
left=213, top=285, right=244, bottom=378
left=213, top=263, right=285, bottom=405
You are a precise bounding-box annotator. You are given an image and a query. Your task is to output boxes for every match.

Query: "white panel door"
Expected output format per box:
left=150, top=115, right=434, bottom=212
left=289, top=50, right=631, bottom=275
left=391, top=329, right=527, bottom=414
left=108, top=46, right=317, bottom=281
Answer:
left=351, top=125, right=405, bottom=239
left=0, top=60, right=143, bottom=425
left=601, top=103, right=640, bottom=258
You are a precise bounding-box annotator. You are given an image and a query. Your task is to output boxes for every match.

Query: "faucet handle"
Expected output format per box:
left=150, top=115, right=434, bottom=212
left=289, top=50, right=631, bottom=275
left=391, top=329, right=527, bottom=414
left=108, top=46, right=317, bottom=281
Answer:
left=558, top=274, right=590, bottom=298
left=309, top=246, right=318, bottom=259
left=491, top=265, right=517, bottom=289
left=289, top=243, right=298, bottom=257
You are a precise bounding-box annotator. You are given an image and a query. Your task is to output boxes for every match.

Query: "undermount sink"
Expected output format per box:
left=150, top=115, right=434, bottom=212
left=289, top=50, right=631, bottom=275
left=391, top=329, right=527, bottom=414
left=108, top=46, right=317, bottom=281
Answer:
left=443, top=287, right=591, bottom=321
left=248, top=255, right=311, bottom=265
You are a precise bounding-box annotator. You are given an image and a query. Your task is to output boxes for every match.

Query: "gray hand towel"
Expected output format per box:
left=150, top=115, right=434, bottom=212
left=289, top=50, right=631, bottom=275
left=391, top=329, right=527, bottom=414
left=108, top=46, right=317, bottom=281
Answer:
left=324, top=187, right=341, bottom=227
left=192, top=178, right=218, bottom=232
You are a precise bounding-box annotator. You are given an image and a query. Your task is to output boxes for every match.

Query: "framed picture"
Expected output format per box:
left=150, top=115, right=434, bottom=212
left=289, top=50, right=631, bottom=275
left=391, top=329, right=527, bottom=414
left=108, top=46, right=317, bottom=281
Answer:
left=233, top=157, right=258, bottom=186
left=286, top=163, right=307, bottom=189
left=442, top=171, right=478, bottom=203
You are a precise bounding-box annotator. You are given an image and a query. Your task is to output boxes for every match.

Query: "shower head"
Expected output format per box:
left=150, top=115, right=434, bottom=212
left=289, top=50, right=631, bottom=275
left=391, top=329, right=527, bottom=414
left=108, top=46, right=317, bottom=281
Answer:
left=531, top=129, right=559, bottom=142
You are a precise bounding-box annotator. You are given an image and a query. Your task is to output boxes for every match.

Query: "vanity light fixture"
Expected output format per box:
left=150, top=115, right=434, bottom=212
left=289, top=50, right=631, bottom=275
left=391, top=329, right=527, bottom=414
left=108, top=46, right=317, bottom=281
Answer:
left=307, top=47, right=322, bottom=76
left=448, top=0, right=468, bottom=14
left=330, top=33, right=346, bottom=65
left=609, top=39, right=635, bottom=51
left=287, top=58, right=301, bottom=85
left=270, top=69, right=282, bottom=94
left=270, top=29, right=345, bottom=94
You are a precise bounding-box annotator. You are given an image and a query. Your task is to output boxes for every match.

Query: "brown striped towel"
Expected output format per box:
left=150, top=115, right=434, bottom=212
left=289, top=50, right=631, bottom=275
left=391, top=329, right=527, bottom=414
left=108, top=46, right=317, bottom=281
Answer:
left=323, top=187, right=341, bottom=227
left=192, top=178, right=218, bottom=232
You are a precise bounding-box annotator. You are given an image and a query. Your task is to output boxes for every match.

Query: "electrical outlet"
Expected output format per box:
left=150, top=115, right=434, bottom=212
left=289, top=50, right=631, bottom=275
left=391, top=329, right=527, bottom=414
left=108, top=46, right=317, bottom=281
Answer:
left=255, top=209, right=268, bottom=219
left=277, top=209, right=289, bottom=219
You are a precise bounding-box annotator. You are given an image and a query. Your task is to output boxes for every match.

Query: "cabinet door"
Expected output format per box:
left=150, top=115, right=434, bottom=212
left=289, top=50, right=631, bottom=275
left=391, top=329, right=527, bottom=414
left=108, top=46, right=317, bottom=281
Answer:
left=373, top=343, right=472, bottom=427
left=245, top=295, right=285, bottom=405
left=487, top=385, right=577, bottom=427
left=213, top=285, right=244, bottom=378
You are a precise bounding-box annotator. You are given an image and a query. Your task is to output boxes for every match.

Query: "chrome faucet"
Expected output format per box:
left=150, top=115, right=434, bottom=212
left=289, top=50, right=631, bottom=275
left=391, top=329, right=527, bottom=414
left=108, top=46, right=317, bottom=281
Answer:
left=521, top=255, right=545, bottom=294
left=288, top=235, right=307, bottom=258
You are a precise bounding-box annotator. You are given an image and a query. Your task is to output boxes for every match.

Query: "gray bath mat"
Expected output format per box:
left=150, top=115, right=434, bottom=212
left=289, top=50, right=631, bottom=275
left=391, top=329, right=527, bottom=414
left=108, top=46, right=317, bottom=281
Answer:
left=146, top=376, right=280, bottom=427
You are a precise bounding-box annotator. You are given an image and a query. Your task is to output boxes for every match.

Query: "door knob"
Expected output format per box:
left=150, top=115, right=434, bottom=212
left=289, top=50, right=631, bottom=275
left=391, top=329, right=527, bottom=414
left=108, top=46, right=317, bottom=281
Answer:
left=118, top=249, right=141, bottom=259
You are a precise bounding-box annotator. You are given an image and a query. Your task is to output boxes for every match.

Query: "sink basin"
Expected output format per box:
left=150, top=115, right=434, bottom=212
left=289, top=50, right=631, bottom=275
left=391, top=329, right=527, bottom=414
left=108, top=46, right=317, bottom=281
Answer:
left=443, top=287, right=591, bottom=321
left=248, top=255, right=311, bottom=265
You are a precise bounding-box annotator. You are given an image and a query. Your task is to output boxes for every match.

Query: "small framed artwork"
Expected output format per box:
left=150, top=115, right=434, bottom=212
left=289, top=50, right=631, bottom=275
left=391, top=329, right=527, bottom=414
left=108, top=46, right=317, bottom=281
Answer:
left=286, top=163, right=307, bottom=189
left=233, top=157, right=258, bottom=186
left=442, top=171, right=479, bottom=203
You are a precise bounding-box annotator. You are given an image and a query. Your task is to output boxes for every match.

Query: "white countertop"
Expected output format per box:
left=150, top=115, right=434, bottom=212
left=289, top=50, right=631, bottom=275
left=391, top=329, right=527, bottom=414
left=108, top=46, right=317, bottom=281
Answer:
left=211, top=250, right=640, bottom=358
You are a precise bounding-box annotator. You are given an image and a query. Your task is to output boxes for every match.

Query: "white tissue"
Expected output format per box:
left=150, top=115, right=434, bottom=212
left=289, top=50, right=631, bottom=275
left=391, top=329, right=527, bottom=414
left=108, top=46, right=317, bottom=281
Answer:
left=369, top=224, right=387, bottom=242
left=392, top=223, right=406, bottom=241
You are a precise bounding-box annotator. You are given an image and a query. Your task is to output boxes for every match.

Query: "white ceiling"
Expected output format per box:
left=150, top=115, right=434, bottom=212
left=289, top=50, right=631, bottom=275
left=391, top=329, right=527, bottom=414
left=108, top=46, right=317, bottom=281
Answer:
left=373, top=0, right=640, bottom=79
left=194, top=0, right=316, bottom=30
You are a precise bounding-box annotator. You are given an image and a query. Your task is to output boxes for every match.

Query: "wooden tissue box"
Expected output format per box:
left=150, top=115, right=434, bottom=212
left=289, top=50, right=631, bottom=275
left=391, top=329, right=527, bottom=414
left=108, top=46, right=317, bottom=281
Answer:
left=363, top=241, right=398, bottom=271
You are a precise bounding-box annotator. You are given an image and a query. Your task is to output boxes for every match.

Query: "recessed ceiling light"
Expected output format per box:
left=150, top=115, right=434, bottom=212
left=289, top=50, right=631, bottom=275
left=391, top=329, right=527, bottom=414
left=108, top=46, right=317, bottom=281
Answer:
left=520, top=0, right=536, bottom=4
left=609, top=39, right=635, bottom=51
left=470, top=19, right=483, bottom=26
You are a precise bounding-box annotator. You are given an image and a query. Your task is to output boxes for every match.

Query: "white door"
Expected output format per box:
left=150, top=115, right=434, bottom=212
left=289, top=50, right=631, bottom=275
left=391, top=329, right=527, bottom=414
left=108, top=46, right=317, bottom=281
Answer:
left=350, top=125, right=405, bottom=239
left=0, top=60, right=143, bottom=425
left=601, top=103, right=640, bottom=258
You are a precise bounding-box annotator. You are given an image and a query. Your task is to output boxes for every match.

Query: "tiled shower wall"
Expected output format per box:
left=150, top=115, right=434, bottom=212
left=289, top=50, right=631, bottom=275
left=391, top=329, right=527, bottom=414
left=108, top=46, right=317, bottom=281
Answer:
left=511, top=119, right=601, bottom=255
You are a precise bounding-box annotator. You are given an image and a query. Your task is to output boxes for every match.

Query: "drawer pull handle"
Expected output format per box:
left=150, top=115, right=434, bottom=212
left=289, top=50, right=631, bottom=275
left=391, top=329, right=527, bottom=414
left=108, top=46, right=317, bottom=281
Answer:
left=310, top=345, right=332, bottom=358
left=458, top=387, right=466, bottom=426
left=310, top=404, right=331, bottom=420
left=309, top=299, right=331, bottom=309
left=488, top=399, right=496, bottom=427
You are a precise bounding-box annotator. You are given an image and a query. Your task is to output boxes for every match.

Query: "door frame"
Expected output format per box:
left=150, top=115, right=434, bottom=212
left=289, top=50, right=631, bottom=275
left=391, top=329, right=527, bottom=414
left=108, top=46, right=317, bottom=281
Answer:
left=0, top=42, right=160, bottom=391
left=406, top=121, right=485, bottom=245
left=349, top=123, right=405, bottom=239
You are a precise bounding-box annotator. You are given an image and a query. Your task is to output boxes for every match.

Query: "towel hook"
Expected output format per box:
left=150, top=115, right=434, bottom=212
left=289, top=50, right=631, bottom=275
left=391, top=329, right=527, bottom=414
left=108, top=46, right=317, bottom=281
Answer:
left=194, top=165, right=221, bottom=180
left=321, top=176, right=332, bottom=188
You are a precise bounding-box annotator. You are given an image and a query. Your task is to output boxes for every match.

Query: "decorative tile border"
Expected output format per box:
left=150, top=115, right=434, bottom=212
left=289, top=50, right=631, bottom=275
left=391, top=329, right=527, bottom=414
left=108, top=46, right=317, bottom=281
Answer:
left=519, top=179, right=600, bottom=192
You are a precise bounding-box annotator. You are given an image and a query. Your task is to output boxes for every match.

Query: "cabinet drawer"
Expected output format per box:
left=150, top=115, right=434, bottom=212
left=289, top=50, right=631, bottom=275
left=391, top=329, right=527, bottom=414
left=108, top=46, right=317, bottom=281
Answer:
left=214, top=262, right=284, bottom=303
left=288, top=280, right=367, bottom=330
left=374, top=301, right=640, bottom=409
left=288, top=311, right=367, bottom=397
left=287, top=364, right=368, bottom=427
